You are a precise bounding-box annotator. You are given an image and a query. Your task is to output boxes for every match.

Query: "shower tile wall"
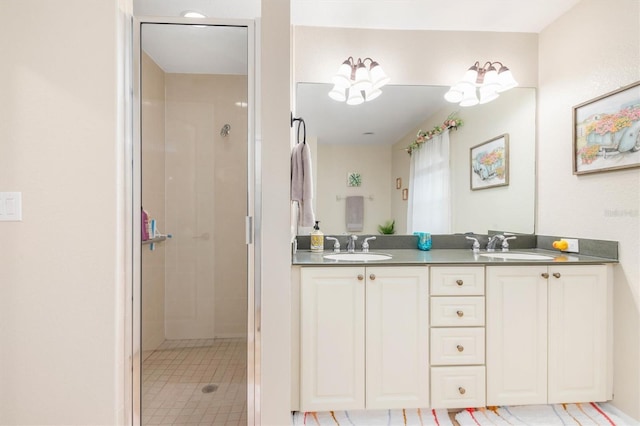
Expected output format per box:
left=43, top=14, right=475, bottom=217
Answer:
left=164, top=73, right=248, bottom=340
left=142, top=53, right=248, bottom=347
left=142, top=52, right=167, bottom=355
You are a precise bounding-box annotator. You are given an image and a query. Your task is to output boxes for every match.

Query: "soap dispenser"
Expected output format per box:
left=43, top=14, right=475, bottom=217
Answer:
left=310, top=221, right=324, bottom=253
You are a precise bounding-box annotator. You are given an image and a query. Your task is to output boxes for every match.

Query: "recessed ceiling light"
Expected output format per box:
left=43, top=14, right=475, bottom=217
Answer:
left=181, top=10, right=207, bottom=18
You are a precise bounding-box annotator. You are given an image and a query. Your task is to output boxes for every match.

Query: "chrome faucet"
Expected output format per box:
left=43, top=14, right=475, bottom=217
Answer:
left=325, top=236, right=340, bottom=253
left=465, top=236, right=480, bottom=253
left=486, top=234, right=505, bottom=252
left=347, top=235, right=358, bottom=253
left=362, top=236, right=376, bottom=253
left=501, top=235, right=517, bottom=251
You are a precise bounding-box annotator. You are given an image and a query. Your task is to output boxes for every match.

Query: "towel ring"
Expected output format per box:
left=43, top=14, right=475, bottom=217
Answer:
left=290, top=112, right=306, bottom=144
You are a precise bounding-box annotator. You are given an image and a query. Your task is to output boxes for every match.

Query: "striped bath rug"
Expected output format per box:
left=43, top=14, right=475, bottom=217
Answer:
left=292, top=408, right=453, bottom=425
left=455, top=402, right=636, bottom=425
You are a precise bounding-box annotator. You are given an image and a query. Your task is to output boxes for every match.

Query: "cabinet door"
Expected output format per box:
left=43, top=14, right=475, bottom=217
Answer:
left=548, top=265, right=608, bottom=403
left=300, top=267, right=365, bottom=411
left=365, top=266, right=429, bottom=409
left=486, top=266, right=548, bottom=406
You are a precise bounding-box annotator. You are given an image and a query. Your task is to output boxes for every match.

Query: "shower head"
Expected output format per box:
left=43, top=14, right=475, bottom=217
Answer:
left=220, top=124, right=231, bottom=137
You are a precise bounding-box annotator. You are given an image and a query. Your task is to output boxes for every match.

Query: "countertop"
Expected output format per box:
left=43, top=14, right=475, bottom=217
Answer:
left=291, top=248, right=618, bottom=266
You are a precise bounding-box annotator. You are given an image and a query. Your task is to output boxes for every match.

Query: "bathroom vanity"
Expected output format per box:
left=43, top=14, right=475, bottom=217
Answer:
left=290, top=241, right=616, bottom=412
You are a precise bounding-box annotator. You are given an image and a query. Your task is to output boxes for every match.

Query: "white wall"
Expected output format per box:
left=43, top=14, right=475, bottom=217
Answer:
left=0, top=0, right=128, bottom=424
left=316, top=144, right=392, bottom=234
left=260, top=0, right=293, bottom=424
left=538, top=0, right=640, bottom=419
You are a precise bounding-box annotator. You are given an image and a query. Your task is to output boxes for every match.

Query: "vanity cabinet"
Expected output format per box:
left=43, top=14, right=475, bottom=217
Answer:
left=299, top=266, right=429, bottom=411
left=429, top=266, right=486, bottom=409
left=486, top=265, right=611, bottom=406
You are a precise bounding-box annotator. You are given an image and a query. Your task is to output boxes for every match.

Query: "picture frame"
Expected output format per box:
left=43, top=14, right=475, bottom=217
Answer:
left=470, top=134, right=509, bottom=190
left=573, top=81, right=640, bottom=175
left=347, top=172, right=362, bottom=187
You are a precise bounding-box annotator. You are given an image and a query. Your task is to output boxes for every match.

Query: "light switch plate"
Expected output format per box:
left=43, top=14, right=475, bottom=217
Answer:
left=0, top=192, right=23, bottom=221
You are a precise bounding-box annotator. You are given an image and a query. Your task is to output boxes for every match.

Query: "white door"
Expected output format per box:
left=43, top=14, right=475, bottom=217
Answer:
left=300, top=267, right=365, bottom=411
left=548, top=265, right=609, bottom=403
left=486, top=266, right=548, bottom=405
left=366, top=266, right=429, bottom=409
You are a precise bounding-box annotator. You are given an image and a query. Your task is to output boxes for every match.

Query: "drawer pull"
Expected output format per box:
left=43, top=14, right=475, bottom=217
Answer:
left=458, top=387, right=466, bottom=395
left=456, top=310, right=464, bottom=318
left=357, top=274, right=364, bottom=281
left=456, top=345, right=464, bottom=352
left=553, top=272, right=561, bottom=278
left=456, top=279, right=464, bottom=286
left=369, top=274, right=376, bottom=280
left=541, top=272, right=549, bottom=279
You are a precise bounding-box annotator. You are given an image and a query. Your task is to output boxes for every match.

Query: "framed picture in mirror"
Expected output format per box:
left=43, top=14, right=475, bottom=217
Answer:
left=470, top=134, right=509, bottom=190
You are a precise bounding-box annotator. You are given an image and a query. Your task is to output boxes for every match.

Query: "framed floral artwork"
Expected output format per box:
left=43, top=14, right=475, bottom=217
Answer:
left=470, top=134, right=509, bottom=190
left=347, top=172, right=362, bottom=187
left=573, top=81, right=640, bottom=175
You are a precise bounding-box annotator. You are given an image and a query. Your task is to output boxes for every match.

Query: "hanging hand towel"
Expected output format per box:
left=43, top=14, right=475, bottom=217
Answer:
left=345, top=196, right=364, bottom=232
left=290, top=143, right=315, bottom=227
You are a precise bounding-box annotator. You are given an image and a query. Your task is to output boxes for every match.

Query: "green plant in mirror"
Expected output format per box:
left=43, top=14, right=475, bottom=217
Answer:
left=378, top=219, right=395, bottom=235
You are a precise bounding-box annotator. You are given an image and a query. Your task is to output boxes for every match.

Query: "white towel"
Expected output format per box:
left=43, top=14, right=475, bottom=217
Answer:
left=345, top=195, right=364, bottom=232
left=291, top=143, right=315, bottom=227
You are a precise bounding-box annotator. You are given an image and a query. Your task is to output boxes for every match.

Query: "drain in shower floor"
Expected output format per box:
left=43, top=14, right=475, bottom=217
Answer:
left=201, top=384, right=219, bottom=394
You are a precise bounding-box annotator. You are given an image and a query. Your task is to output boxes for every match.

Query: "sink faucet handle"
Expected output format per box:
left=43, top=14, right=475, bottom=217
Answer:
left=362, top=236, right=376, bottom=253
left=325, top=236, right=340, bottom=253
left=465, top=236, right=480, bottom=253
left=502, top=235, right=517, bottom=252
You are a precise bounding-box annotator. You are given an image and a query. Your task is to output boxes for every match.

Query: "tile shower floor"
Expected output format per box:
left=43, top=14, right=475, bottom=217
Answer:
left=142, top=338, right=247, bottom=425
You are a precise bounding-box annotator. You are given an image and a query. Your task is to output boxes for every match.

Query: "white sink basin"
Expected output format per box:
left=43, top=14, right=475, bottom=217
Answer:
left=323, top=252, right=392, bottom=261
left=479, top=252, right=555, bottom=261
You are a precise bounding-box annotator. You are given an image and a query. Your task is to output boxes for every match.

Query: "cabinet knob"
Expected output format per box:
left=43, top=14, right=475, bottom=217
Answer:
left=553, top=272, right=561, bottom=278
left=357, top=274, right=364, bottom=281
left=456, top=345, right=464, bottom=352
left=541, top=272, right=549, bottom=279
left=456, top=279, right=464, bottom=286
left=456, top=310, right=464, bottom=318
left=458, top=387, right=466, bottom=395
left=369, top=274, right=376, bottom=280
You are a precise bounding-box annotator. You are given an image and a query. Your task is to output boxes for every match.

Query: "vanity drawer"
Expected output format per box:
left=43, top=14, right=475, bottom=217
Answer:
left=430, top=328, right=485, bottom=365
left=431, top=297, right=485, bottom=327
left=431, top=267, right=484, bottom=296
left=430, top=366, right=486, bottom=409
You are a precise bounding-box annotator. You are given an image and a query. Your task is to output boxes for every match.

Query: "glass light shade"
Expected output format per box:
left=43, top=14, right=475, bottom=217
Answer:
left=459, top=86, right=479, bottom=107
left=479, top=85, right=500, bottom=104
left=369, top=62, right=390, bottom=89
left=444, top=86, right=464, bottom=103
left=332, top=61, right=353, bottom=88
left=364, top=87, right=382, bottom=102
left=346, top=88, right=365, bottom=105
left=460, top=65, right=480, bottom=86
left=482, top=65, right=500, bottom=91
left=351, top=63, right=372, bottom=92
left=328, top=84, right=347, bottom=102
left=496, top=67, right=518, bottom=92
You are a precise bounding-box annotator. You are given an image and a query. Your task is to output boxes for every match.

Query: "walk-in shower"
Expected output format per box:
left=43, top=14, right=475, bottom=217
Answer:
left=133, top=18, right=255, bottom=426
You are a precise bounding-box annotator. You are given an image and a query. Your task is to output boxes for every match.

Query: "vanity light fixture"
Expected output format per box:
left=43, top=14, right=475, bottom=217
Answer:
left=444, top=61, right=518, bottom=107
left=328, top=57, right=390, bottom=105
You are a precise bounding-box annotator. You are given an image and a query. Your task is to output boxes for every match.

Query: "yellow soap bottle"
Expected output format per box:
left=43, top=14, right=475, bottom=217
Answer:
left=310, top=221, right=324, bottom=253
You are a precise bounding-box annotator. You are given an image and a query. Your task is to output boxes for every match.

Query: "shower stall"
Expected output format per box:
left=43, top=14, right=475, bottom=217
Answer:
left=134, top=19, right=254, bottom=425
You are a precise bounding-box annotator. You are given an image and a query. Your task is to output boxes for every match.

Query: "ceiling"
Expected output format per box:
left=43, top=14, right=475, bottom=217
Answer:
left=135, top=0, right=581, bottom=145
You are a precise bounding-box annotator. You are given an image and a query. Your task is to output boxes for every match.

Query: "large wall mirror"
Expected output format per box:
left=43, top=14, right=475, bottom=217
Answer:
left=296, top=82, right=536, bottom=236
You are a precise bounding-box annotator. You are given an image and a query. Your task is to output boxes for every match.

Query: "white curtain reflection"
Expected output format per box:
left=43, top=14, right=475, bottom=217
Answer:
left=407, top=131, right=452, bottom=234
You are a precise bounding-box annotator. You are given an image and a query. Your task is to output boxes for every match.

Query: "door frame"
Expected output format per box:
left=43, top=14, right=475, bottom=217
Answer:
left=129, top=16, right=260, bottom=425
